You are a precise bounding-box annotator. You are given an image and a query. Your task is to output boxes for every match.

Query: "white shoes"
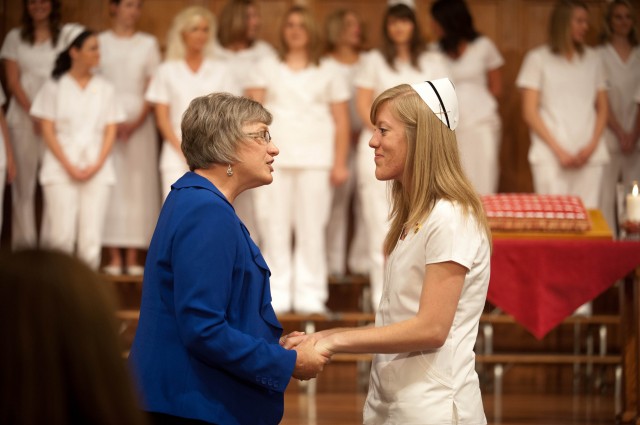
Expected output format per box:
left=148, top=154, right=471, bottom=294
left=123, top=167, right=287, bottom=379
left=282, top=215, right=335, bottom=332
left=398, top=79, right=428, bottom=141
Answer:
left=126, top=265, right=144, bottom=276
left=103, top=265, right=122, bottom=276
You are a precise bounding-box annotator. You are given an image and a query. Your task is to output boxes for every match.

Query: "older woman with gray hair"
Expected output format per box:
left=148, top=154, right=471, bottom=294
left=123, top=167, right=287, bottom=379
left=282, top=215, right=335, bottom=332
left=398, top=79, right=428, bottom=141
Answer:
left=128, top=92, right=329, bottom=425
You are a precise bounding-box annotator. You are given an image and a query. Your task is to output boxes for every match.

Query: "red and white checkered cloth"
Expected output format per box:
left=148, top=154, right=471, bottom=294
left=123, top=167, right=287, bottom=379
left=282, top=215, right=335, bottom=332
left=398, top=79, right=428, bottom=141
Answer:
left=481, top=194, right=591, bottom=232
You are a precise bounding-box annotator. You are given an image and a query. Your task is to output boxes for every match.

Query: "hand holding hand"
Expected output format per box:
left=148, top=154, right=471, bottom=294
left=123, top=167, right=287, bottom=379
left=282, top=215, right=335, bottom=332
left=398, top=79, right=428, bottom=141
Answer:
left=279, top=331, right=307, bottom=349
left=292, top=335, right=330, bottom=381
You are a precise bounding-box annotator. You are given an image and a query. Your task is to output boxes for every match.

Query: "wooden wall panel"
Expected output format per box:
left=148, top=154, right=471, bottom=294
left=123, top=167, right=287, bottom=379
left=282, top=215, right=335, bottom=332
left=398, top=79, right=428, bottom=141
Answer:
left=1, top=0, right=640, bottom=193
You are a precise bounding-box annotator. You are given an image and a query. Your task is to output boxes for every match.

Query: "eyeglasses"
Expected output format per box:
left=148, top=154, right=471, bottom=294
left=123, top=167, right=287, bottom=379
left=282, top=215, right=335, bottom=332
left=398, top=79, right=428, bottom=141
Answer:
left=245, top=130, right=272, bottom=145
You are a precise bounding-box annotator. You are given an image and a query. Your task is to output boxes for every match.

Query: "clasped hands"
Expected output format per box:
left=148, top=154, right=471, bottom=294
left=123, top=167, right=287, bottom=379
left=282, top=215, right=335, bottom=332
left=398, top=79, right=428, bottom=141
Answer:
left=281, top=331, right=334, bottom=381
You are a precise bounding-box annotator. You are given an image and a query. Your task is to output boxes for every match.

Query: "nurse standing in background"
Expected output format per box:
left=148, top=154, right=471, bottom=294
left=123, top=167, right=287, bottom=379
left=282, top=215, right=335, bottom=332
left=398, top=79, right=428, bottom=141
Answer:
left=517, top=0, right=608, bottom=210
left=146, top=6, right=237, bottom=200
left=430, top=0, right=504, bottom=194
left=597, top=0, right=640, bottom=234
left=30, top=29, right=124, bottom=269
left=0, top=0, right=79, bottom=249
left=323, top=9, right=369, bottom=278
left=100, top=0, right=161, bottom=275
left=245, top=5, right=350, bottom=314
left=0, top=87, right=17, bottom=238
left=354, top=2, right=449, bottom=311
left=214, top=0, right=277, bottom=244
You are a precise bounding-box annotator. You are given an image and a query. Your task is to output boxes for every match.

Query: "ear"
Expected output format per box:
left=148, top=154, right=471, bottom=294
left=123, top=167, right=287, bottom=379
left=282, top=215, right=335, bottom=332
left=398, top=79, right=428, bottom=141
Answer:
left=68, top=46, right=79, bottom=60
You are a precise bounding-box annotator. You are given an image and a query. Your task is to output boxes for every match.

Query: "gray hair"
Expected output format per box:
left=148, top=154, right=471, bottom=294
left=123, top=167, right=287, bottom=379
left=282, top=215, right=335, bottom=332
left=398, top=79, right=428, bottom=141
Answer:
left=181, top=92, right=273, bottom=171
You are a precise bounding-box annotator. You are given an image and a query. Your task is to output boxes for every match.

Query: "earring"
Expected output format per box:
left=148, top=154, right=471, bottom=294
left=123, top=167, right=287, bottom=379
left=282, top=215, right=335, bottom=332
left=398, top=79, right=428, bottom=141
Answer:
left=226, top=164, right=233, bottom=177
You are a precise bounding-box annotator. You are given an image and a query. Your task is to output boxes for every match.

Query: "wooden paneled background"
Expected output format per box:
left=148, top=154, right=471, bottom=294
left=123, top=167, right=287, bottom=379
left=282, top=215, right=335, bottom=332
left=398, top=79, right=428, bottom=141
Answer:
left=1, top=0, right=639, bottom=192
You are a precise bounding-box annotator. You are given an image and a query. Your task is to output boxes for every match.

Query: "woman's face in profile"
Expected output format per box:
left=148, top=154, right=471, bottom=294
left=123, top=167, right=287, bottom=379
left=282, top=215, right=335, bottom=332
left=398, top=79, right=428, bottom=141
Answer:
left=235, top=122, right=279, bottom=189
left=369, top=102, right=408, bottom=183
left=72, top=35, right=100, bottom=69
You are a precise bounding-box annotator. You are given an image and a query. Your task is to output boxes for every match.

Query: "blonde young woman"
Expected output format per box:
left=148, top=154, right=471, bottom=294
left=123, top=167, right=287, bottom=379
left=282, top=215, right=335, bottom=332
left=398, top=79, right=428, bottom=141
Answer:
left=286, top=79, right=491, bottom=424
left=354, top=2, right=449, bottom=311
left=146, top=6, right=237, bottom=200
left=245, top=5, right=350, bottom=314
left=597, top=0, right=640, bottom=234
left=323, top=9, right=369, bottom=277
left=100, top=0, right=161, bottom=275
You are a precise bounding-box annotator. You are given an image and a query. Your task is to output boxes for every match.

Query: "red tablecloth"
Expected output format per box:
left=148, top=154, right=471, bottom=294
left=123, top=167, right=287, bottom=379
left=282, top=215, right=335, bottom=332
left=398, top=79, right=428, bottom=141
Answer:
left=488, top=239, right=640, bottom=339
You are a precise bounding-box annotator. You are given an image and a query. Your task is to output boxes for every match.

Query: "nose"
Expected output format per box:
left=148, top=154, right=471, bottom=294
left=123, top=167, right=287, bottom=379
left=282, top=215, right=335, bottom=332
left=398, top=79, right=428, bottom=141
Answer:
left=268, top=140, right=280, bottom=157
left=368, top=133, right=379, bottom=149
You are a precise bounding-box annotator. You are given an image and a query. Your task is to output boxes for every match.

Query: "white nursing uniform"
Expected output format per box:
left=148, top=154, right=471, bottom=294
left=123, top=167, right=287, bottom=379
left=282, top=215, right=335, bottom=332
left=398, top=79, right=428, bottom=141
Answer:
left=364, top=200, right=490, bottom=425
left=98, top=30, right=161, bottom=248
left=245, top=56, right=350, bottom=313
left=30, top=74, right=124, bottom=269
left=0, top=87, right=7, bottom=234
left=443, top=36, right=504, bottom=194
left=0, top=23, right=80, bottom=249
left=214, top=39, right=276, bottom=243
left=597, top=44, right=640, bottom=232
left=354, top=49, right=450, bottom=310
left=145, top=59, right=238, bottom=199
left=516, top=45, right=609, bottom=209
left=324, top=55, right=368, bottom=277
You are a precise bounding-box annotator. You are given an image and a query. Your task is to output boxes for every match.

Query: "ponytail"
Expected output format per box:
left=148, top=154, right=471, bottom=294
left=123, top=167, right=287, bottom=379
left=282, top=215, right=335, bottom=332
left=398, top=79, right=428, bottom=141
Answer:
left=51, top=29, right=95, bottom=80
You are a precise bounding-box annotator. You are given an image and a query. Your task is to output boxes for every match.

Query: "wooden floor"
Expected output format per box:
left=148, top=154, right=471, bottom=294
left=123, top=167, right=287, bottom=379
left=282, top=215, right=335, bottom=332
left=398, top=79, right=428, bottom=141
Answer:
left=280, top=391, right=617, bottom=425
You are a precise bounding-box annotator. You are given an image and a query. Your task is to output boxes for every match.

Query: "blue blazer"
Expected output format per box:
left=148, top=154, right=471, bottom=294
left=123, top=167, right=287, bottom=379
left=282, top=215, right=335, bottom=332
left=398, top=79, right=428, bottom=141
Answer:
left=129, top=172, right=297, bottom=425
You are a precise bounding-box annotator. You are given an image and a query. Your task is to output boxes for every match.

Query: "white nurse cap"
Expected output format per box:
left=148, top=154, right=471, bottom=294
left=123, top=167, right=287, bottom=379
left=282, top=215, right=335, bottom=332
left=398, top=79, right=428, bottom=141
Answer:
left=387, top=0, right=415, bottom=8
left=410, top=78, right=459, bottom=131
left=59, top=23, right=86, bottom=51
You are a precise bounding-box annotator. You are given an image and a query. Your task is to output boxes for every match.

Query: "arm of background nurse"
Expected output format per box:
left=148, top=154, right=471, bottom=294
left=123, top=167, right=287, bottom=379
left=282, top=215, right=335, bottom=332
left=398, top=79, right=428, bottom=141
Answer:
left=4, top=59, right=40, bottom=135
left=81, top=122, right=117, bottom=180
left=521, top=88, right=577, bottom=168
left=39, top=119, right=91, bottom=181
left=573, top=90, right=607, bottom=167
left=330, top=101, right=350, bottom=187
left=356, top=87, right=374, bottom=132
left=313, top=261, right=466, bottom=356
left=154, top=103, right=183, bottom=156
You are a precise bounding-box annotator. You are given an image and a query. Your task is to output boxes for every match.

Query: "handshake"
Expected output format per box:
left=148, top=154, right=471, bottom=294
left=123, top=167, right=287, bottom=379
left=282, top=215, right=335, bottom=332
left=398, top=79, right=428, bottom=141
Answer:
left=281, top=330, right=335, bottom=381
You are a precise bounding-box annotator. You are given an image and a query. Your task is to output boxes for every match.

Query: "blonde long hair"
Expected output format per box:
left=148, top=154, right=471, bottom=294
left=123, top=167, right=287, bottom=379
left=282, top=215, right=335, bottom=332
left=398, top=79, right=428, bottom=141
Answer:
left=165, top=6, right=216, bottom=60
left=370, top=84, right=491, bottom=256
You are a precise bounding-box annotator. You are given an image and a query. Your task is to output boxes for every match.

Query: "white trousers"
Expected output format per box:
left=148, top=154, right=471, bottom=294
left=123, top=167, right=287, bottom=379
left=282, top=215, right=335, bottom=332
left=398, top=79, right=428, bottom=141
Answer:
left=356, top=129, right=390, bottom=311
left=599, top=150, right=640, bottom=236
left=530, top=162, right=605, bottom=209
left=326, top=151, right=368, bottom=276
left=456, top=117, right=501, bottom=195
left=9, top=125, right=42, bottom=249
left=40, top=180, right=111, bottom=270
left=255, top=168, right=332, bottom=313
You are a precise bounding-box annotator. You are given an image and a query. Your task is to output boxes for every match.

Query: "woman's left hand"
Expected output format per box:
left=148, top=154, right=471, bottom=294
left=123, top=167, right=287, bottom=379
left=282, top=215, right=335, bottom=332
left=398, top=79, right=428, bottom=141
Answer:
left=279, top=331, right=307, bottom=349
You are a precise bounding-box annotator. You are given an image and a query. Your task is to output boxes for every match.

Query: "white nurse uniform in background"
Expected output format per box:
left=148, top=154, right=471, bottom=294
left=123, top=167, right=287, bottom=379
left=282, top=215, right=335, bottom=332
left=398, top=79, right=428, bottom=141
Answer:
left=441, top=36, right=504, bottom=194
left=597, top=43, right=640, bottom=232
left=354, top=49, right=450, bottom=310
left=145, top=59, right=238, bottom=200
left=213, top=39, right=277, bottom=243
left=0, top=23, right=81, bottom=249
left=30, top=74, right=124, bottom=269
left=98, top=30, right=161, bottom=249
left=245, top=55, right=350, bottom=313
left=324, top=55, right=368, bottom=277
left=516, top=45, right=609, bottom=209
left=364, top=200, right=490, bottom=424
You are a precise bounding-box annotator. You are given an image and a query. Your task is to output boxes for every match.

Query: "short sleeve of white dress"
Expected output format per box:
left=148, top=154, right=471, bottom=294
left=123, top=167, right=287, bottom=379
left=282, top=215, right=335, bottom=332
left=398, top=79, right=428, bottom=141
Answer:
left=0, top=28, right=20, bottom=60
left=30, top=79, right=58, bottom=121
left=481, top=37, right=504, bottom=71
left=353, top=50, right=380, bottom=90
left=145, top=63, right=171, bottom=105
left=243, top=56, right=273, bottom=90
left=422, top=200, right=483, bottom=270
left=516, top=48, right=543, bottom=91
left=325, top=60, right=351, bottom=104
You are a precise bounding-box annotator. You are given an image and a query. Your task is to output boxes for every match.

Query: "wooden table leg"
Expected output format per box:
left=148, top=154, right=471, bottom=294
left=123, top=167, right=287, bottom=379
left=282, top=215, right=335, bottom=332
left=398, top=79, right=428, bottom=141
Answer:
left=620, top=271, right=639, bottom=424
